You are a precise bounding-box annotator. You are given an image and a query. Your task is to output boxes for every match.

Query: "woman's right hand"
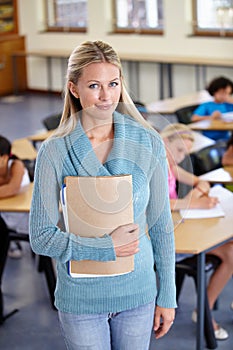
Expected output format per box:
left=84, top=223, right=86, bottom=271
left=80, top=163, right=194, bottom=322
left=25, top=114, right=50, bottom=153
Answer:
left=110, top=223, right=140, bottom=257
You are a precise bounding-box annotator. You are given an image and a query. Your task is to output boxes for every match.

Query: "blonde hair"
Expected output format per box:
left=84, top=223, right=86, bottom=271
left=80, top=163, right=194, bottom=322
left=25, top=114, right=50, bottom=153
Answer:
left=54, top=40, right=152, bottom=137
left=160, top=123, right=194, bottom=142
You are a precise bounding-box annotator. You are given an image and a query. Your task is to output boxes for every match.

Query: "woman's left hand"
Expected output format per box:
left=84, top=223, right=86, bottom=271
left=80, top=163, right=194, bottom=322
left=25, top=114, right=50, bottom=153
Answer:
left=153, top=305, right=175, bottom=339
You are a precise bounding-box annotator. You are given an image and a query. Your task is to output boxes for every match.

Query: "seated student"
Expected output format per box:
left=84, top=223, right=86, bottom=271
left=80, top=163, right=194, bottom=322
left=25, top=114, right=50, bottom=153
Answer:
left=0, top=135, right=30, bottom=258
left=191, top=76, right=233, bottom=141
left=222, top=132, right=233, bottom=166
left=161, top=123, right=233, bottom=341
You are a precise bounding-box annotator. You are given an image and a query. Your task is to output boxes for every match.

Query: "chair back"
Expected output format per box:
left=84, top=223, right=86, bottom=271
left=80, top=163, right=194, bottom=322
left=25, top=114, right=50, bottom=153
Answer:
left=22, top=159, right=36, bottom=182
left=42, top=113, right=62, bottom=130
left=191, top=141, right=227, bottom=176
left=175, top=104, right=199, bottom=124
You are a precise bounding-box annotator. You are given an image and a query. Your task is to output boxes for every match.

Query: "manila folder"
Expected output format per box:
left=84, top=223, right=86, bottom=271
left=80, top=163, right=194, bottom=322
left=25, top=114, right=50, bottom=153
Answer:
left=64, top=175, right=134, bottom=276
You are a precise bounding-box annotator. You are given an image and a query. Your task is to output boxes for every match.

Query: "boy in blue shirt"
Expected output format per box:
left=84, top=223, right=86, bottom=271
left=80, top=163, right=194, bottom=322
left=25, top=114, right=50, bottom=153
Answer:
left=192, top=76, right=233, bottom=141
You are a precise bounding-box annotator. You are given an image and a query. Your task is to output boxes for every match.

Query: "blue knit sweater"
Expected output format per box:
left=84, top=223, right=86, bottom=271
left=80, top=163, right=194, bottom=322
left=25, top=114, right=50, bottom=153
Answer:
left=29, top=111, right=177, bottom=314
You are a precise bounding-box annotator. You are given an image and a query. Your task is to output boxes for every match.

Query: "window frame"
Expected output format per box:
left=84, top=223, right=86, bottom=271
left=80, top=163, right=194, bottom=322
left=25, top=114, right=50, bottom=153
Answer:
left=112, top=0, right=163, bottom=35
left=192, top=0, right=233, bottom=38
left=44, top=0, right=87, bottom=33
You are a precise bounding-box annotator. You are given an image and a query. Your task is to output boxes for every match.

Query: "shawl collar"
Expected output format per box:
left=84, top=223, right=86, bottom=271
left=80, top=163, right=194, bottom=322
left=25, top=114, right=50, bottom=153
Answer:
left=64, top=112, right=126, bottom=177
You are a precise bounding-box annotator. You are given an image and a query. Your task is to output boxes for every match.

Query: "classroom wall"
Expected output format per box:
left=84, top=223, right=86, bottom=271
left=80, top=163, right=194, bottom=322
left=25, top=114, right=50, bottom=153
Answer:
left=18, top=0, right=233, bottom=104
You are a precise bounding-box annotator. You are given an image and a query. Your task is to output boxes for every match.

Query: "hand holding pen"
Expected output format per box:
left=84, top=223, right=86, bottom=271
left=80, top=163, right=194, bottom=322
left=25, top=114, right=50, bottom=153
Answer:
left=193, top=180, right=210, bottom=198
left=195, top=185, right=209, bottom=197
left=193, top=181, right=219, bottom=208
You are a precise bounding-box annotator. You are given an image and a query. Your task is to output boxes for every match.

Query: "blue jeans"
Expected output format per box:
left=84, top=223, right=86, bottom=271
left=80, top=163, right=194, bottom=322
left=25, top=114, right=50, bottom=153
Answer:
left=58, top=300, right=155, bottom=350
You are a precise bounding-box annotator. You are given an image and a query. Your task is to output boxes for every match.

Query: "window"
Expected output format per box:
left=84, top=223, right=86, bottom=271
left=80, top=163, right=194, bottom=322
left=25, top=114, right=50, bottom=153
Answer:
left=45, top=0, right=87, bottom=32
left=193, top=0, right=233, bottom=37
left=113, top=0, right=163, bottom=34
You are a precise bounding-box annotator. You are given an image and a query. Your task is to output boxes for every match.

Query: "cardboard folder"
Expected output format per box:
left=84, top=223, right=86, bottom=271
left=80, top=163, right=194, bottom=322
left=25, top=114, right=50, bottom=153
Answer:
left=62, top=175, right=134, bottom=277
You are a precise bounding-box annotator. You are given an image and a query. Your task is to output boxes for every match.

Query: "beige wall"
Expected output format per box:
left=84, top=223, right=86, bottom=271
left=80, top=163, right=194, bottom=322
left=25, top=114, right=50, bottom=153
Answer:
left=18, top=0, right=233, bottom=103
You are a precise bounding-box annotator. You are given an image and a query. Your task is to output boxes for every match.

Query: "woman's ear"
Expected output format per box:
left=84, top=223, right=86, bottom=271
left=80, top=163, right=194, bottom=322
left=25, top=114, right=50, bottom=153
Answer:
left=68, top=82, right=79, bottom=99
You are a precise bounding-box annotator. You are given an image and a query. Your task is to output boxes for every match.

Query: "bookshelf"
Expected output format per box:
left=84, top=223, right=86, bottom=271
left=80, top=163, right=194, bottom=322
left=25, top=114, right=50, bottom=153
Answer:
left=0, top=1, right=27, bottom=95
left=0, top=0, right=18, bottom=35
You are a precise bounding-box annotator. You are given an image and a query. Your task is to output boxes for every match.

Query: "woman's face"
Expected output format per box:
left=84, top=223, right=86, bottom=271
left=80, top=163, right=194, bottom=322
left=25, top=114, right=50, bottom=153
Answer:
left=69, top=62, right=121, bottom=122
left=166, top=137, right=193, bottom=165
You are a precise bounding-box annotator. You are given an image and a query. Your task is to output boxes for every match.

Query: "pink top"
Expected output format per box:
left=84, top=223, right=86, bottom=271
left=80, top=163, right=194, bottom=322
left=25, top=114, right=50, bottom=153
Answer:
left=168, top=165, right=177, bottom=199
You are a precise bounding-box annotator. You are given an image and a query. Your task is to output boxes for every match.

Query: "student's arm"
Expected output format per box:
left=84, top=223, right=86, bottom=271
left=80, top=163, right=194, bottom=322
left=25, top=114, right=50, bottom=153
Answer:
left=172, top=164, right=210, bottom=194
left=170, top=190, right=219, bottom=210
left=191, top=114, right=207, bottom=122
left=192, top=111, right=221, bottom=122
left=172, top=164, right=197, bottom=186
left=0, top=160, right=25, bottom=198
left=29, top=142, right=116, bottom=263
left=191, top=103, right=221, bottom=122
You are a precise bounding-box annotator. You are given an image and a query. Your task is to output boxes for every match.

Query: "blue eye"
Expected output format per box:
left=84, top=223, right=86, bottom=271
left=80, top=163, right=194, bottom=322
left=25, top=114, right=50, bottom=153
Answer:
left=110, top=81, right=118, bottom=87
left=89, top=83, right=98, bottom=89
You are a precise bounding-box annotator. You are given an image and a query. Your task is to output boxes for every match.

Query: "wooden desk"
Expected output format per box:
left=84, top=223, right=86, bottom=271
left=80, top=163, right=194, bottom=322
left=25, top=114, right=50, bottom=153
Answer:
left=146, top=90, right=212, bottom=114
left=174, top=190, right=233, bottom=350
left=12, top=138, right=37, bottom=160
left=199, top=167, right=233, bottom=184
left=189, top=119, right=233, bottom=132
left=0, top=183, right=33, bottom=212
left=0, top=182, right=56, bottom=309
left=0, top=184, right=33, bottom=324
left=28, top=130, right=54, bottom=143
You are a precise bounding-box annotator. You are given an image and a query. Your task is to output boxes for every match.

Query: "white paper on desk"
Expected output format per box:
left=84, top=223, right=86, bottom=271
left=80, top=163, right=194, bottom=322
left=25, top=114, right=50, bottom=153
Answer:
left=190, top=132, right=215, bottom=153
left=221, top=112, right=233, bottom=122
left=199, top=168, right=233, bottom=183
left=180, top=185, right=229, bottom=219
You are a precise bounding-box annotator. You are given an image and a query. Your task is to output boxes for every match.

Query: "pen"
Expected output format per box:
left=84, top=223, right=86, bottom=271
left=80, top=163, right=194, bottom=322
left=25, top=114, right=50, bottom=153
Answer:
left=195, top=186, right=209, bottom=197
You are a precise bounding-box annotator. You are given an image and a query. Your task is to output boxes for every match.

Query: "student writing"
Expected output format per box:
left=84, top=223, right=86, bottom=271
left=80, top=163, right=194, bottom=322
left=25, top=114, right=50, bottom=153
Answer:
left=161, top=123, right=233, bottom=340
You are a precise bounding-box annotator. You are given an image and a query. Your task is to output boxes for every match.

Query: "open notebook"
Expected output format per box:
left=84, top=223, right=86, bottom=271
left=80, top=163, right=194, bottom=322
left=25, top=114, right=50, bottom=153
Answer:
left=179, top=185, right=230, bottom=219
left=61, top=175, right=134, bottom=277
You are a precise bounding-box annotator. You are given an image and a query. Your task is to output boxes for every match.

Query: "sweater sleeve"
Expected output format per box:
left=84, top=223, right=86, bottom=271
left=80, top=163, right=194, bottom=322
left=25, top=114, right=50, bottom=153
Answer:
left=29, top=142, right=116, bottom=263
left=146, top=136, right=177, bottom=308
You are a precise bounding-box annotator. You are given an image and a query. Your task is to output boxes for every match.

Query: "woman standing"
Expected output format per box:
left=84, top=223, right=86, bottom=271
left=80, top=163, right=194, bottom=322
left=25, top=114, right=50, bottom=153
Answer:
left=29, top=40, right=176, bottom=349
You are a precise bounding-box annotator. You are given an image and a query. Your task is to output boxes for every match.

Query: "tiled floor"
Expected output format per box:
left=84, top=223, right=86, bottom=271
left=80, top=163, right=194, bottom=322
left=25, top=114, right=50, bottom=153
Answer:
left=0, top=93, right=63, bottom=142
left=0, top=93, right=232, bottom=349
